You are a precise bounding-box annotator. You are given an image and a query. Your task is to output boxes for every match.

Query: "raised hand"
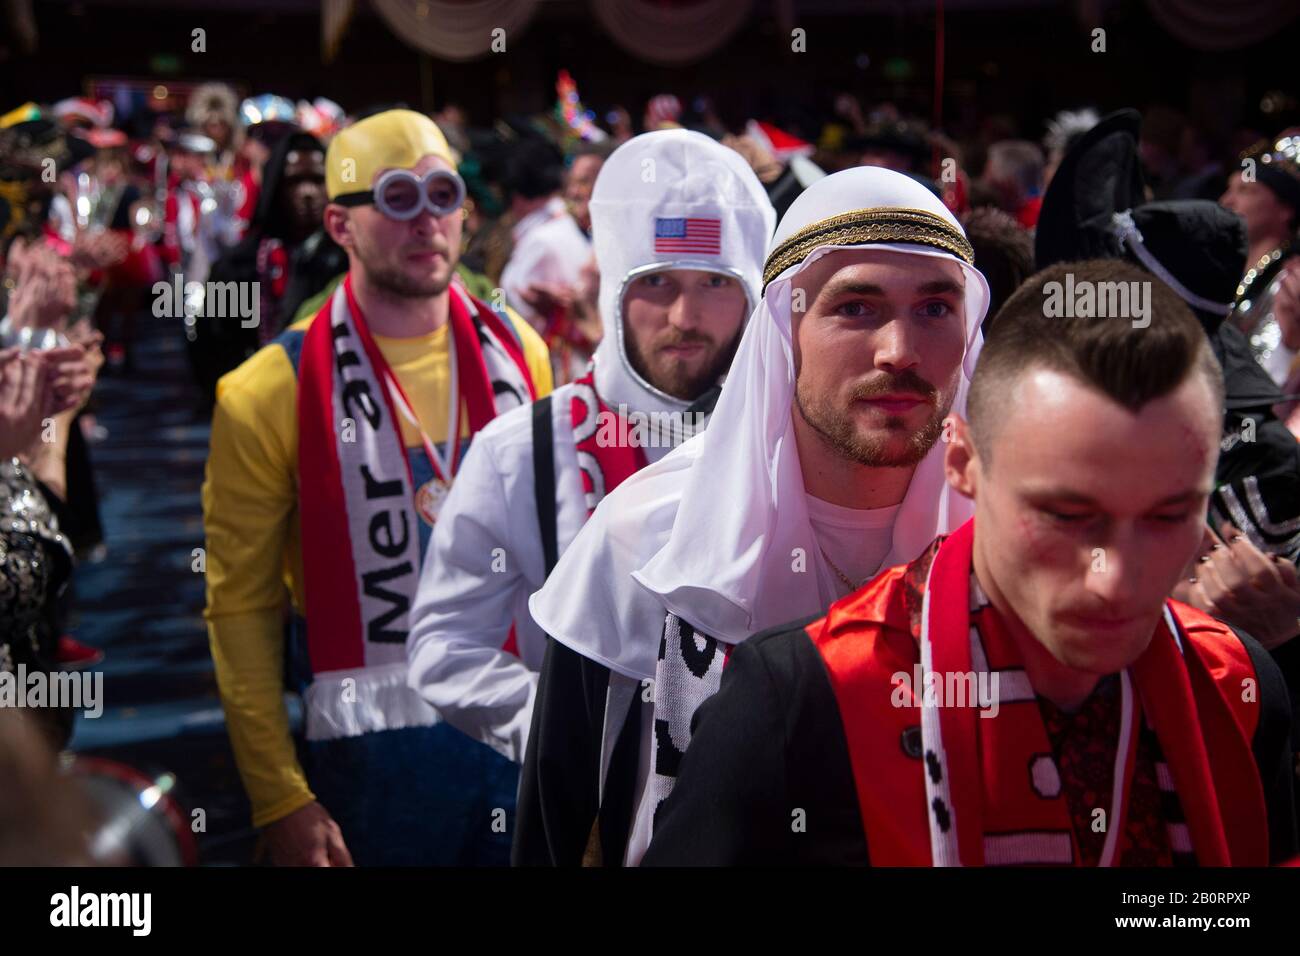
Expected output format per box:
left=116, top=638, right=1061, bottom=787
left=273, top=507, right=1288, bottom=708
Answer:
left=1172, top=522, right=1300, bottom=650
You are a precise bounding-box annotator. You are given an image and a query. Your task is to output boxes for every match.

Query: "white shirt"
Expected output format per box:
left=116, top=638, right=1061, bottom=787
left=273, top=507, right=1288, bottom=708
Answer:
left=500, top=212, right=593, bottom=326
left=623, top=493, right=902, bottom=866
left=511, top=195, right=566, bottom=245
left=806, top=495, right=902, bottom=598
left=406, top=382, right=675, bottom=764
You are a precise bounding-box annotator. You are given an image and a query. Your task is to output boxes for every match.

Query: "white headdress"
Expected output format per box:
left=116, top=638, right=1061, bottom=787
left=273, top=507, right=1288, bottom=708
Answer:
left=531, top=165, right=989, bottom=679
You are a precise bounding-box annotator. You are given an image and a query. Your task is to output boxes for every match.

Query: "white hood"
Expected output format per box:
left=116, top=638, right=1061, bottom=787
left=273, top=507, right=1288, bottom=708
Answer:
left=589, top=129, right=776, bottom=416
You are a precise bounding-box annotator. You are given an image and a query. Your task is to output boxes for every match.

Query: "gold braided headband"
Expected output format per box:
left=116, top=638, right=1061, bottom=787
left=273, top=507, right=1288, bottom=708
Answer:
left=762, top=207, right=974, bottom=288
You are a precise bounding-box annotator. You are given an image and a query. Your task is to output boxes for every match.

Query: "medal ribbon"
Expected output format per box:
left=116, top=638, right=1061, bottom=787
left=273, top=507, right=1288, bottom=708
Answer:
left=382, top=334, right=460, bottom=488
left=346, top=280, right=475, bottom=492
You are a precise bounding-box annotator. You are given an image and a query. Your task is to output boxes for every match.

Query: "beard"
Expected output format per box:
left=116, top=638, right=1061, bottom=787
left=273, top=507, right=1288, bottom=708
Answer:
left=353, top=234, right=455, bottom=299
left=795, top=367, right=957, bottom=467
left=625, top=323, right=743, bottom=401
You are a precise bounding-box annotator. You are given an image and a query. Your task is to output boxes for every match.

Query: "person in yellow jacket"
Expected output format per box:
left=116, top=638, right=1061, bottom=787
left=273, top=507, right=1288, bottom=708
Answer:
left=203, top=110, right=552, bottom=866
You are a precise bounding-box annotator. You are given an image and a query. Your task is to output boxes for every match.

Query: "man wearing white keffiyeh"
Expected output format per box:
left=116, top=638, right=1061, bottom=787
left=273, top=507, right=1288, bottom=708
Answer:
left=517, top=165, right=991, bottom=866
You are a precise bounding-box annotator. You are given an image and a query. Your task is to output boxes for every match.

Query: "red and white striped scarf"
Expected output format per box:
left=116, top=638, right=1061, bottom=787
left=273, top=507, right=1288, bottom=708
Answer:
left=296, top=274, right=534, bottom=739
left=918, top=518, right=1268, bottom=866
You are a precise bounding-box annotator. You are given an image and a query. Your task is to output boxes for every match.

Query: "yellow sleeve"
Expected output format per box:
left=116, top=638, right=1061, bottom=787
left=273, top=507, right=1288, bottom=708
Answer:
left=505, top=306, right=554, bottom=399
left=202, top=345, right=314, bottom=827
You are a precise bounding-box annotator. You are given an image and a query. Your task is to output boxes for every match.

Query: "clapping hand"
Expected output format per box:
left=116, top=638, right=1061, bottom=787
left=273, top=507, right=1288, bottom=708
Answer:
left=1171, top=522, right=1300, bottom=650
left=0, top=348, right=49, bottom=459
left=6, top=238, right=78, bottom=333
left=70, top=229, right=129, bottom=272
left=41, top=344, right=98, bottom=416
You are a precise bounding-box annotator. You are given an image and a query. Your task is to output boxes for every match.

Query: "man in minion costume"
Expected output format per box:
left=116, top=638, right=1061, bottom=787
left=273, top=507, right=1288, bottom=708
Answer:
left=203, top=110, right=552, bottom=866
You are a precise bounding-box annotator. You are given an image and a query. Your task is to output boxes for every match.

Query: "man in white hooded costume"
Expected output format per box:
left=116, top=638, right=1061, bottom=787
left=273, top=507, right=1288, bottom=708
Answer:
left=405, top=131, right=776, bottom=776
left=518, top=165, right=991, bottom=866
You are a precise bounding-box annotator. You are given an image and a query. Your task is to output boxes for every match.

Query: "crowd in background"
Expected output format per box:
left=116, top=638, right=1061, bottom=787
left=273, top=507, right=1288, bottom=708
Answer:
left=3, top=74, right=1300, bottom=864
left=5, top=82, right=1299, bottom=397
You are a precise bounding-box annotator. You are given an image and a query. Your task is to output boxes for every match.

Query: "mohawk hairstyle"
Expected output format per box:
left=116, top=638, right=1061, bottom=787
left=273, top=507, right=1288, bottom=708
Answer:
left=967, top=259, right=1224, bottom=457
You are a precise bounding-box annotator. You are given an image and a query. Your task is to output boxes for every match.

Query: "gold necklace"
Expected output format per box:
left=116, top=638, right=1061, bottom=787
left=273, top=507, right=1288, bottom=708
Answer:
left=820, top=547, right=862, bottom=593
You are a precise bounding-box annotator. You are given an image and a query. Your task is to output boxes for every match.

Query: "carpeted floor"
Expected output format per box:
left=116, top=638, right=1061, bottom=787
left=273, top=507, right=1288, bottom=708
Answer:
left=65, top=312, right=296, bottom=866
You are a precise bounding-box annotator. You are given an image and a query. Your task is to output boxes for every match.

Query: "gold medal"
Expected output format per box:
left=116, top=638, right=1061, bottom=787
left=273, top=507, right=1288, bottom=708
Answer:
left=415, top=477, right=450, bottom=526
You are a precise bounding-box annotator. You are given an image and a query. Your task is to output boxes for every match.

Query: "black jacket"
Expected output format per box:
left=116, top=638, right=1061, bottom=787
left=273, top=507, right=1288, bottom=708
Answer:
left=514, top=637, right=643, bottom=866
left=642, top=620, right=1298, bottom=867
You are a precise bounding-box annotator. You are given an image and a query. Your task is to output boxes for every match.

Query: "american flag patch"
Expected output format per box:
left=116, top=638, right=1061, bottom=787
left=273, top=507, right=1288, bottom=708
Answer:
left=654, top=217, right=722, bottom=255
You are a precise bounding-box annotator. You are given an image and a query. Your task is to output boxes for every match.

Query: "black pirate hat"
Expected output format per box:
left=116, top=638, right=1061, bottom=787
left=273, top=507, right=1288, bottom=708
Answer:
left=1035, top=108, right=1246, bottom=336
left=1037, top=109, right=1300, bottom=561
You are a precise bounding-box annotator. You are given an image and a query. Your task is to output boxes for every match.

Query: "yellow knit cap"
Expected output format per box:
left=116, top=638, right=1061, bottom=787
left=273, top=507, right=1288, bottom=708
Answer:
left=325, top=109, right=454, bottom=200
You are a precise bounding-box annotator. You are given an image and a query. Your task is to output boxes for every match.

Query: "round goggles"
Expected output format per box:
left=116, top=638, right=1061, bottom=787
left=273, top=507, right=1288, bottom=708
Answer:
left=333, top=168, right=466, bottom=221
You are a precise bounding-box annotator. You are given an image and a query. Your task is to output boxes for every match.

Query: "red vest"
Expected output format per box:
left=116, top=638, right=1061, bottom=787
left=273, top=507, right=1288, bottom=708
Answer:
left=806, top=555, right=1268, bottom=866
